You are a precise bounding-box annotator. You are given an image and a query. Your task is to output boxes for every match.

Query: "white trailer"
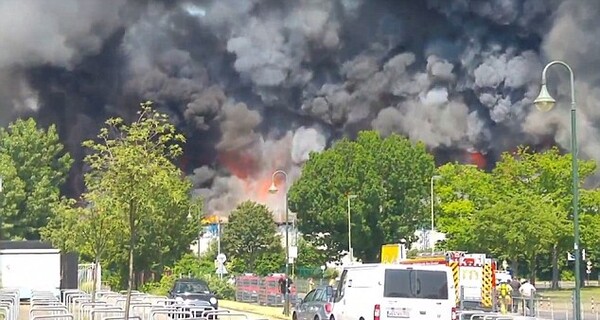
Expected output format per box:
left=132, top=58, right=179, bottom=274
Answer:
left=0, top=246, right=62, bottom=300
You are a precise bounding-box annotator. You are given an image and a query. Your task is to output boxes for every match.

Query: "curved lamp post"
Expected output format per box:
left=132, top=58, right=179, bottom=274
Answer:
left=534, top=60, right=580, bottom=320
left=269, top=170, right=290, bottom=316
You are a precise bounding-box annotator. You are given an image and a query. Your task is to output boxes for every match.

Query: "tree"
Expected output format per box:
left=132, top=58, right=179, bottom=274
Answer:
left=82, top=102, right=199, bottom=319
left=0, top=153, right=26, bottom=240
left=435, top=163, right=496, bottom=251
left=295, top=236, right=328, bottom=268
left=221, top=201, right=283, bottom=274
left=435, top=147, right=596, bottom=284
left=288, top=131, right=435, bottom=262
left=0, top=118, right=72, bottom=239
left=41, top=193, right=123, bottom=302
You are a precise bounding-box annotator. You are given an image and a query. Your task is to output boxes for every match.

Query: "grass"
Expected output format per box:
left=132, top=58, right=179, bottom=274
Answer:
left=537, top=287, right=600, bottom=311
left=539, top=287, right=600, bottom=301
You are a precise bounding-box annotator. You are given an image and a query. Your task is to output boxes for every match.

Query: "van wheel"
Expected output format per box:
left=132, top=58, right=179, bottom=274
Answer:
left=329, top=316, right=335, bottom=320
left=292, top=312, right=298, bottom=320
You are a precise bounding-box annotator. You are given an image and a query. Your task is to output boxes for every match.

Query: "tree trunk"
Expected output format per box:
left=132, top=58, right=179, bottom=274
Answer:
left=551, top=244, right=559, bottom=289
left=511, top=258, right=519, bottom=278
left=529, top=253, right=536, bottom=286
left=91, top=256, right=100, bottom=303
left=124, top=201, right=136, bottom=320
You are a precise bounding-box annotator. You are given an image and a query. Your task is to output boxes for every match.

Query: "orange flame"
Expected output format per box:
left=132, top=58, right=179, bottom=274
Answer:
left=467, top=151, right=487, bottom=169
left=218, top=150, right=259, bottom=179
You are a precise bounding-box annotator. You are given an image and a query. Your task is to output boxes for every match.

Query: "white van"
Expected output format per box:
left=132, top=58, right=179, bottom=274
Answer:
left=332, top=263, right=457, bottom=320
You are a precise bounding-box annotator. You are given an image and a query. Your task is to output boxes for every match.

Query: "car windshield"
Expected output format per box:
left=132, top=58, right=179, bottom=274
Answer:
left=383, top=269, right=448, bottom=299
left=176, top=281, right=210, bottom=293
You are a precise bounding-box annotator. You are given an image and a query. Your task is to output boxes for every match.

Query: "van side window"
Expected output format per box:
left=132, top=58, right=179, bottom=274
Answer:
left=334, top=269, right=347, bottom=302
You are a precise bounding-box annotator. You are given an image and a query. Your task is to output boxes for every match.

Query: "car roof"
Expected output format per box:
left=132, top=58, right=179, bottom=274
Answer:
left=175, top=278, right=209, bottom=284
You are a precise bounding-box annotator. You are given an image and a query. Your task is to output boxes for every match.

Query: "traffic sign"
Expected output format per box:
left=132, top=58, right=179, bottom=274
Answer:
left=289, top=246, right=298, bottom=259
left=217, top=253, right=227, bottom=263
left=216, top=264, right=228, bottom=275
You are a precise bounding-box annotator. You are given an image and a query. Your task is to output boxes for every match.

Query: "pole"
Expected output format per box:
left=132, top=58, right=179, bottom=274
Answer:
left=430, top=176, right=435, bottom=253
left=347, top=196, right=352, bottom=263
left=540, top=61, right=580, bottom=320
left=284, top=183, right=290, bottom=316
left=571, top=94, right=581, bottom=320
left=270, top=170, right=290, bottom=316
left=197, top=211, right=201, bottom=257
left=217, top=219, right=222, bottom=280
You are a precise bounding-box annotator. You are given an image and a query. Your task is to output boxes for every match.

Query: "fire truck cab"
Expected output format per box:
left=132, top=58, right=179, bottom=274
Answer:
left=392, top=251, right=497, bottom=310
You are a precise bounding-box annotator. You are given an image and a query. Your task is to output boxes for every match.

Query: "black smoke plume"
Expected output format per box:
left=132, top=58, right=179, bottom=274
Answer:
left=1, top=0, right=598, bottom=215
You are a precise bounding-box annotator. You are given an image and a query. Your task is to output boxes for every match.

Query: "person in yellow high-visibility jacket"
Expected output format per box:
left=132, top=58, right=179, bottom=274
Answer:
left=498, top=279, right=513, bottom=314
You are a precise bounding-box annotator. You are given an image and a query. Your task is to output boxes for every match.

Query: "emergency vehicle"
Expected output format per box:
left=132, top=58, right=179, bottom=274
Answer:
left=381, top=246, right=497, bottom=309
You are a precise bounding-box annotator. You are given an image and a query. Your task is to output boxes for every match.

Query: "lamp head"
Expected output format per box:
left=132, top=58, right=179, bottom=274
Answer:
left=534, top=84, right=556, bottom=112
left=268, top=183, right=278, bottom=194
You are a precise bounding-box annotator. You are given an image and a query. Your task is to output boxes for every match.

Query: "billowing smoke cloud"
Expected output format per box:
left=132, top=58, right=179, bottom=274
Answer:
left=1, top=0, right=599, bottom=214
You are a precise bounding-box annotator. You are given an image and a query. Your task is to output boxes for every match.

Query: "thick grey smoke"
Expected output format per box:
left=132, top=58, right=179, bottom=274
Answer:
left=1, top=0, right=599, bottom=213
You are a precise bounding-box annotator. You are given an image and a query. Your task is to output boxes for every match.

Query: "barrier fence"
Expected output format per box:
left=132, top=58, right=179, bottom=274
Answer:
left=234, top=275, right=298, bottom=306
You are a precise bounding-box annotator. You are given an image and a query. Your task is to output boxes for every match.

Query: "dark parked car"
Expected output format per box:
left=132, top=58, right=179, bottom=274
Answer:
left=167, top=278, right=219, bottom=318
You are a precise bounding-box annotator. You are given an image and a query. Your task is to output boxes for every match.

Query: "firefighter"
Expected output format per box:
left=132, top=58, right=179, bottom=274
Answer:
left=498, top=279, right=513, bottom=314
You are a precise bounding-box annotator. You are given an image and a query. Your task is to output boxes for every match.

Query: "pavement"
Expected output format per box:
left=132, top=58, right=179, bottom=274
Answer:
left=219, top=300, right=288, bottom=320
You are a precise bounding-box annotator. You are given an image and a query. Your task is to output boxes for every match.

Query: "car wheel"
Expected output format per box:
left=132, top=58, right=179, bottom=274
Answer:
left=314, top=316, right=320, bottom=320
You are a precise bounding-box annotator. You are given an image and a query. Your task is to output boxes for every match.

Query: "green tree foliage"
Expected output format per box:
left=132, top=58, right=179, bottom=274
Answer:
left=435, top=146, right=596, bottom=281
left=295, top=236, right=328, bottom=268
left=79, top=102, right=200, bottom=318
left=0, top=154, right=26, bottom=240
left=41, top=192, right=123, bottom=301
left=288, top=131, right=435, bottom=262
left=221, top=201, right=284, bottom=275
left=0, top=118, right=72, bottom=239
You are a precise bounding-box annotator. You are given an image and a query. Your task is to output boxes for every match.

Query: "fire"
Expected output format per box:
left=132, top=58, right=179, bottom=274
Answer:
left=466, top=150, right=487, bottom=169
left=217, top=148, right=282, bottom=208
left=217, top=150, right=260, bottom=179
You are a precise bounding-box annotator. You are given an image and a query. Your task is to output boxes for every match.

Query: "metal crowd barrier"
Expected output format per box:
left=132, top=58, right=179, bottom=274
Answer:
left=0, top=289, right=18, bottom=320
left=29, top=290, right=75, bottom=320
left=58, top=288, right=273, bottom=320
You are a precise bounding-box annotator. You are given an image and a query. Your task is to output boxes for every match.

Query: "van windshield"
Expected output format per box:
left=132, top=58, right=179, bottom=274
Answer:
left=383, top=269, right=448, bottom=299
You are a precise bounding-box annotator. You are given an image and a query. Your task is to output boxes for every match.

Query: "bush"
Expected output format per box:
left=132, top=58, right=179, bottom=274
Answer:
left=140, top=273, right=176, bottom=296
left=561, top=270, right=575, bottom=281
left=138, top=253, right=236, bottom=300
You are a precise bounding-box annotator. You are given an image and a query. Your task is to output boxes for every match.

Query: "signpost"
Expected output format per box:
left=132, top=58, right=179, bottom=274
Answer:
left=216, top=253, right=227, bottom=279
left=587, top=261, right=592, bottom=285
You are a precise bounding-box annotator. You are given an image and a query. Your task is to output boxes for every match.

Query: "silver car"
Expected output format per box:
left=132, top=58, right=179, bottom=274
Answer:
left=293, top=285, right=335, bottom=320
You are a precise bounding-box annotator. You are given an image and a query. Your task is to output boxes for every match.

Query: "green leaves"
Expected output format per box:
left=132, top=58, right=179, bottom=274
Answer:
left=435, top=146, right=596, bottom=277
left=221, top=201, right=284, bottom=274
left=0, top=118, right=72, bottom=240
left=289, top=130, right=435, bottom=262
left=43, top=102, right=199, bottom=290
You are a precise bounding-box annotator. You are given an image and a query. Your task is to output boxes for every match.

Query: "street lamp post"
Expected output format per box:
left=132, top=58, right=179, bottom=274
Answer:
left=347, top=194, right=357, bottom=263
left=269, top=170, right=290, bottom=316
left=430, top=175, right=441, bottom=253
left=534, top=60, right=581, bottom=320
